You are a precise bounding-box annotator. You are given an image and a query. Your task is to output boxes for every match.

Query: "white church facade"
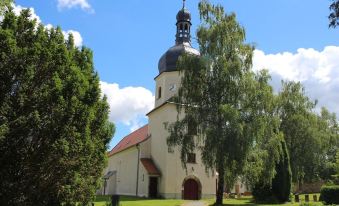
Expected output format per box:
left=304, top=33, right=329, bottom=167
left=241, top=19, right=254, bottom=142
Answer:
left=101, top=3, right=249, bottom=200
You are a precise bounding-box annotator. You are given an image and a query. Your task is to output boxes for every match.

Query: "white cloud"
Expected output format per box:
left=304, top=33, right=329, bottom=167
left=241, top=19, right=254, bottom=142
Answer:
left=10, top=5, right=83, bottom=47
left=57, top=0, right=93, bottom=13
left=100, top=81, right=155, bottom=131
left=253, top=46, right=339, bottom=115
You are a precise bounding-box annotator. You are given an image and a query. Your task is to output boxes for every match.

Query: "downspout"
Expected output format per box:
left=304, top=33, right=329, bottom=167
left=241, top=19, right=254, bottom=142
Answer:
left=136, top=144, right=140, bottom=196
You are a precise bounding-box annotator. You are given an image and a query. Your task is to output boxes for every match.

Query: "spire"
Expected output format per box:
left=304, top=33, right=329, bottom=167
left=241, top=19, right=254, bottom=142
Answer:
left=175, top=1, right=192, bottom=45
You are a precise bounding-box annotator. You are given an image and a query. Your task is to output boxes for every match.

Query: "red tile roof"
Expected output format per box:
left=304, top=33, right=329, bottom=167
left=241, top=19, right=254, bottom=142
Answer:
left=108, top=125, right=149, bottom=157
left=140, top=158, right=161, bottom=176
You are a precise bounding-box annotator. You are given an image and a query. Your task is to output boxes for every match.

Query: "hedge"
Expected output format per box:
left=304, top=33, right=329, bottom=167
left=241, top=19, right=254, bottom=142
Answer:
left=319, top=185, right=339, bottom=205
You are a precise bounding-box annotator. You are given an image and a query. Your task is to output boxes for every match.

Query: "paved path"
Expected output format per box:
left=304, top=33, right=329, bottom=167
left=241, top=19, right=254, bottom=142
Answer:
left=182, top=201, right=208, bottom=206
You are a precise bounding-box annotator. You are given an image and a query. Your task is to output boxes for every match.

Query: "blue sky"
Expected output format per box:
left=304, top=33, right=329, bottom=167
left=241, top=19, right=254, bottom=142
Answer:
left=14, top=0, right=339, bottom=149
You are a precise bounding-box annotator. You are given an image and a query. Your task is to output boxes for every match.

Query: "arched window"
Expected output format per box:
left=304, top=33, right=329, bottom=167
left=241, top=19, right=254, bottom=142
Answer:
left=185, top=24, right=188, bottom=32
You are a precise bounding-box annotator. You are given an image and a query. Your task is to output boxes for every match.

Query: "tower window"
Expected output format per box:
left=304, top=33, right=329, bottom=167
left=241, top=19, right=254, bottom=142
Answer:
left=158, top=87, right=162, bottom=99
left=185, top=24, right=188, bottom=32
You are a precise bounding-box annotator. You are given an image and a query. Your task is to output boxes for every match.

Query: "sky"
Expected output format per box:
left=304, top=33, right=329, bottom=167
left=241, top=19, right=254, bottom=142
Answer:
left=13, top=0, right=339, bottom=149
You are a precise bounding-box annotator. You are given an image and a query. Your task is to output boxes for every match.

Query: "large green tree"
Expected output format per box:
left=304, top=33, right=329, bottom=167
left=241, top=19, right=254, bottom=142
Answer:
left=0, top=0, right=12, bottom=14
left=317, top=107, right=339, bottom=182
left=167, top=1, right=281, bottom=205
left=277, top=81, right=326, bottom=185
left=0, top=8, right=114, bottom=205
left=329, top=0, right=339, bottom=28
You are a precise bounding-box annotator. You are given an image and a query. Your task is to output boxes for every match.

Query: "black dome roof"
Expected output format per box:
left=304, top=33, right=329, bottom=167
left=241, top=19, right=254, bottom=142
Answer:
left=176, top=8, right=191, bottom=22
left=158, top=43, right=200, bottom=73
left=158, top=3, right=199, bottom=74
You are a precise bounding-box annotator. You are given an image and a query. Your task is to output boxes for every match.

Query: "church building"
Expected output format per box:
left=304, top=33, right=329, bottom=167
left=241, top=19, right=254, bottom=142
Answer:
left=101, top=3, right=249, bottom=200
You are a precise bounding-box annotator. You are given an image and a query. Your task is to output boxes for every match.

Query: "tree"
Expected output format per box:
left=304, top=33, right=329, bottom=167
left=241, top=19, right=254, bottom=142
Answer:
left=317, top=108, right=339, bottom=182
left=0, top=0, right=12, bottom=14
left=167, top=1, right=280, bottom=205
left=277, top=81, right=325, bottom=186
left=0, top=8, right=114, bottom=205
left=329, top=0, right=339, bottom=28
left=271, top=139, right=292, bottom=202
left=251, top=139, right=291, bottom=204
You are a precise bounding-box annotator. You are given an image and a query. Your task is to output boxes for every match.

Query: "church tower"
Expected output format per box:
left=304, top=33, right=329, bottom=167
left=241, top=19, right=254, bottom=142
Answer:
left=147, top=1, right=207, bottom=199
left=154, top=0, right=200, bottom=108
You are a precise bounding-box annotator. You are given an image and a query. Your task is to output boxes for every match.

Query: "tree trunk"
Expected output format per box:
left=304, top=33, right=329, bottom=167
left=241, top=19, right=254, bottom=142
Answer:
left=216, top=166, right=225, bottom=205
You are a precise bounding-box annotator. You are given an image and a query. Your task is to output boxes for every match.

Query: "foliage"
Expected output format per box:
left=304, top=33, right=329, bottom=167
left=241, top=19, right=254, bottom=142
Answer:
left=277, top=82, right=325, bottom=184
left=252, top=183, right=275, bottom=203
left=317, top=108, right=339, bottom=183
left=271, top=139, right=292, bottom=202
left=0, top=0, right=12, bottom=14
left=252, top=139, right=292, bottom=203
left=167, top=1, right=281, bottom=205
left=319, top=185, right=339, bottom=204
left=0, top=8, right=114, bottom=205
left=329, top=0, right=339, bottom=28
left=276, top=82, right=339, bottom=185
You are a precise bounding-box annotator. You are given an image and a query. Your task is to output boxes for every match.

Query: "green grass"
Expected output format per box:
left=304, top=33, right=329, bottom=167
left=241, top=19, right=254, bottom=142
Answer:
left=93, top=194, right=323, bottom=206
left=205, top=195, right=323, bottom=206
left=93, top=195, right=187, bottom=206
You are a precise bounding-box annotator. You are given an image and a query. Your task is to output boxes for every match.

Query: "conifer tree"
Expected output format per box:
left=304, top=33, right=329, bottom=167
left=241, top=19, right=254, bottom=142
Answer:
left=271, top=139, right=292, bottom=202
left=252, top=139, right=292, bottom=203
left=0, top=8, right=114, bottom=205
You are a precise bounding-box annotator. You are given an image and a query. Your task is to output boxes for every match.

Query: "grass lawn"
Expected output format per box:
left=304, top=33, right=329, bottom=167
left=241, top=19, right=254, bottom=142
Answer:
left=205, top=195, right=323, bottom=206
left=93, top=196, right=187, bottom=206
left=93, top=194, right=323, bottom=206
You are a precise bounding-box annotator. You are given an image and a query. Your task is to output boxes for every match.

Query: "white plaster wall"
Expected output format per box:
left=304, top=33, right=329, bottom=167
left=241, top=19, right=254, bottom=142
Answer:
left=140, top=138, right=151, bottom=159
left=154, top=71, right=181, bottom=108
left=105, top=147, right=139, bottom=196
left=137, top=164, right=149, bottom=197
left=103, top=140, right=152, bottom=197
left=106, top=173, right=117, bottom=195
left=149, top=103, right=217, bottom=199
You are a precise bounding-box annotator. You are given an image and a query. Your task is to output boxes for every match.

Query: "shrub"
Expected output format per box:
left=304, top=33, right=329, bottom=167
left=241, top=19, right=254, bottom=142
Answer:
left=252, top=139, right=292, bottom=203
left=320, top=185, right=339, bottom=204
left=271, top=139, right=292, bottom=202
left=252, top=183, right=274, bottom=203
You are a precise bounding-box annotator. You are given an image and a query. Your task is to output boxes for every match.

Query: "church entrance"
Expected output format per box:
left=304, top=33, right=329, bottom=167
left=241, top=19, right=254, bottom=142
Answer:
left=148, top=177, right=158, bottom=198
left=183, top=178, right=200, bottom=200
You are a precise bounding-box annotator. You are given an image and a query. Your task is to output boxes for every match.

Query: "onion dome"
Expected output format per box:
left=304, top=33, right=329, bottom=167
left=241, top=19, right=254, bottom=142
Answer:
left=158, top=1, right=200, bottom=74
left=176, top=8, right=191, bottom=22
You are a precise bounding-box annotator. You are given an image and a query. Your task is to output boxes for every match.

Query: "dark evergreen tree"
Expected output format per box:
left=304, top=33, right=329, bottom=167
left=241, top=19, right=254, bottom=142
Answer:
left=0, top=8, right=114, bottom=205
left=271, top=139, right=292, bottom=203
left=252, top=139, right=292, bottom=203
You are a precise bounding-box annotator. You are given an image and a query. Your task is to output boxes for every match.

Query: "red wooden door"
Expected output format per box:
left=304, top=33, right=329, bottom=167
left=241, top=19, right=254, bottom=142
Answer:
left=184, top=179, right=199, bottom=200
